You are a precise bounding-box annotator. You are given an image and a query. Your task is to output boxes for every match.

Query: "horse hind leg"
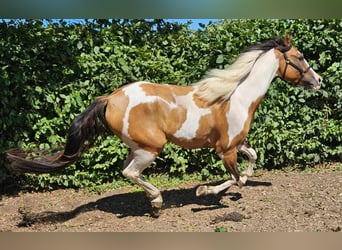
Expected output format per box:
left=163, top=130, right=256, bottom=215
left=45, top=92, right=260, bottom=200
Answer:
left=122, top=148, right=163, bottom=217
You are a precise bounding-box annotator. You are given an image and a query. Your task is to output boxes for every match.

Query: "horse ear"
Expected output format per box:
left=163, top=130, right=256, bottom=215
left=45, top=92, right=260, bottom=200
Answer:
left=284, top=34, right=291, bottom=46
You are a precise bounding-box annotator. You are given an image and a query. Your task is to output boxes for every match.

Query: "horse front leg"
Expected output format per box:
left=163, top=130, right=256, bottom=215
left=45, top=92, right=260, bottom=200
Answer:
left=238, top=141, right=257, bottom=178
left=196, top=148, right=242, bottom=196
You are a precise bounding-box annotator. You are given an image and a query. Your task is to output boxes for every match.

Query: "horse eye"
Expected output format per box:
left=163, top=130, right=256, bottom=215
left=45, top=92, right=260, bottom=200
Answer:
left=298, top=56, right=304, bottom=61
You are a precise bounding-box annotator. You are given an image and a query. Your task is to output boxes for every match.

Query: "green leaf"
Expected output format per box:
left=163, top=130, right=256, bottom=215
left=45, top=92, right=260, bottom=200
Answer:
left=46, top=95, right=54, bottom=103
left=77, top=41, right=83, bottom=50
left=216, top=54, right=224, bottom=64
left=35, top=86, right=42, bottom=94
left=93, top=46, right=100, bottom=53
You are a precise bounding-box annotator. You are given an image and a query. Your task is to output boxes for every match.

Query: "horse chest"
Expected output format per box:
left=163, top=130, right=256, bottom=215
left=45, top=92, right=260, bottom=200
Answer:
left=226, top=93, right=257, bottom=147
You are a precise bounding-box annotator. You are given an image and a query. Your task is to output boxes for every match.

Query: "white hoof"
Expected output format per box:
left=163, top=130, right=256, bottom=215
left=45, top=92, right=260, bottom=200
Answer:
left=196, top=185, right=208, bottom=196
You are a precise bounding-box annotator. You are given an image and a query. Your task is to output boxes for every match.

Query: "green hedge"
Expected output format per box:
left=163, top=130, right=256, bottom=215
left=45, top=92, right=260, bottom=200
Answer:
left=0, top=19, right=341, bottom=189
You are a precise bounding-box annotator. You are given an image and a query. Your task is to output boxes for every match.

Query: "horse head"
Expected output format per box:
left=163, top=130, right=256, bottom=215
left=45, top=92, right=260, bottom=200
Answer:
left=276, top=34, right=322, bottom=90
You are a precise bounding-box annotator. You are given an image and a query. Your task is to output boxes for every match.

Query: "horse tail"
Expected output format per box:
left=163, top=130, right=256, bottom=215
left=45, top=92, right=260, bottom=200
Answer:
left=6, top=96, right=109, bottom=174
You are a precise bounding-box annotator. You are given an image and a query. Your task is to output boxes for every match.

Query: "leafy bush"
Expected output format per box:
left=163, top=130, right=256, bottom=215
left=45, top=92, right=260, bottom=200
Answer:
left=0, top=19, right=340, bottom=189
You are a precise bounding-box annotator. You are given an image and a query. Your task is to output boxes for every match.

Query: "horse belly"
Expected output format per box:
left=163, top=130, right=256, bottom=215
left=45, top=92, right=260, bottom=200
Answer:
left=167, top=134, right=213, bottom=149
left=167, top=110, right=217, bottom=149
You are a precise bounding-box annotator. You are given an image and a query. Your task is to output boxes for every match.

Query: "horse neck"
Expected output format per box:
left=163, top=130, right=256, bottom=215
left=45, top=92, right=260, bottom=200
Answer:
left=230, top=49, right=279, bottom=112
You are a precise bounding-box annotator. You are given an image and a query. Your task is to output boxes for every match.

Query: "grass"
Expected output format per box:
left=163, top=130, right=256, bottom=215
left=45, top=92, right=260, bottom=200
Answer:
left=85, top=179, right=131, bottom=194
left=214, top=226, right=228, bottom=232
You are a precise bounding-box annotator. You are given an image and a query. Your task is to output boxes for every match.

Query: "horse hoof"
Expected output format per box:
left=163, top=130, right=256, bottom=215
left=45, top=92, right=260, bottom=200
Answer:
left=150, top=199, right=163, bottom=218
left=237, top=176, right=248, bottom=188
left=196, top=185, right=208, bottom=196
left=151, top=207, right=162, bottom=218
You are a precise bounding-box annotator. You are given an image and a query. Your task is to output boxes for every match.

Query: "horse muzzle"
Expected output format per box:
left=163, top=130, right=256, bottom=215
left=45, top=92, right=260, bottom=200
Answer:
left=303, top=73, right=322, bottom=91
left=304, top=81, right=321, bottom=91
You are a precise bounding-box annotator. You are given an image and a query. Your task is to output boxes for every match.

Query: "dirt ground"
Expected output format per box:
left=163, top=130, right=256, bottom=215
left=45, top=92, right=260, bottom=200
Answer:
left=0, top=164, right=341, bottom=232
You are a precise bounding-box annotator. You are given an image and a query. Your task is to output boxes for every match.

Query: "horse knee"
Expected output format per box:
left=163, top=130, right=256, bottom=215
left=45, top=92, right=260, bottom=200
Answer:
left=238, top=144, right=257, bottom=161
left=249, top=148, right=257, bottom=161
left=122, top=167, right=139, bottom=181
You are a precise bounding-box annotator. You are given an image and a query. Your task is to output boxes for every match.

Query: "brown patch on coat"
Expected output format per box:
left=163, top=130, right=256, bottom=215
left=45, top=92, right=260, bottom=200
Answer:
left=221, top=147, right=239, bottom=182
left=170, top=85, right=194, bottom=96
left=127, top=100, right=187, bottom=150
left=141, top=83, right=175, bottom=103
left=105, top=89, right=129, bottom=136
left=212, top=101, right=230, bottom=153
left=167, top=135, right=210, bottom=149
left=141, top=83, right=194, bottom=103
left=196, top=114, right=214, bottom=140
left=193, top=93, right=212, bottom=108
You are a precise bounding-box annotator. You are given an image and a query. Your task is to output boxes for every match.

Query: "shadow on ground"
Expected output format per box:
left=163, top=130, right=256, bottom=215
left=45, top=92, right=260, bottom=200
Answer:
left=17, top=179, right=271, bottom=227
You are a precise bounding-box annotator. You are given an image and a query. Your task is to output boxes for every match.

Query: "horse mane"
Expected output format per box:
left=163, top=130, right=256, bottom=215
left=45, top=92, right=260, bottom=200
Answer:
left=194, top=37, right=288, bottom=103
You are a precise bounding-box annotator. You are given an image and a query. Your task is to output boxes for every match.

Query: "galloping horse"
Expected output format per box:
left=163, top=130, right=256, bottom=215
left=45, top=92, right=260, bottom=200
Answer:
left=7, top=34, right=322, bottom=216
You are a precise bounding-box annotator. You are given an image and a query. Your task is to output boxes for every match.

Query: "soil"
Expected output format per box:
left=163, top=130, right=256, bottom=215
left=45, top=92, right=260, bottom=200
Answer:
left=0, top=164, right=341, bottom=232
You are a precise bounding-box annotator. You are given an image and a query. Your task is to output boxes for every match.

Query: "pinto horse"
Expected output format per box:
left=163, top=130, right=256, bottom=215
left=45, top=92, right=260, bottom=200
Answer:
left=7, top=34, right=322, bottom=216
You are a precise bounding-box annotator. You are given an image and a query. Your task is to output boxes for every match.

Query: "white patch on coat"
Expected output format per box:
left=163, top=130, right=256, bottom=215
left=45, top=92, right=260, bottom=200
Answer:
left=121, top=82, right=177, bottom=138
left=173, top=87, right=211, bottom=140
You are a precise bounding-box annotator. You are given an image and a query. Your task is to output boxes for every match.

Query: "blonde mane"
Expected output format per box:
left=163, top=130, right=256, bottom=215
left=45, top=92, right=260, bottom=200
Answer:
left=194, top=50, right=265, bottom=103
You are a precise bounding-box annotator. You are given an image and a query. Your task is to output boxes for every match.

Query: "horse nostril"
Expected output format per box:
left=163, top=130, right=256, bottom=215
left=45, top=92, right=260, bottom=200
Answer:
left=317, top=76, right=322, bottom=83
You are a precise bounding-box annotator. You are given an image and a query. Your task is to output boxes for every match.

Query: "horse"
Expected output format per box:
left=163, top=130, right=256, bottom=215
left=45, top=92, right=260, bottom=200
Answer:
left=7, top=34, right=322, bottom=216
